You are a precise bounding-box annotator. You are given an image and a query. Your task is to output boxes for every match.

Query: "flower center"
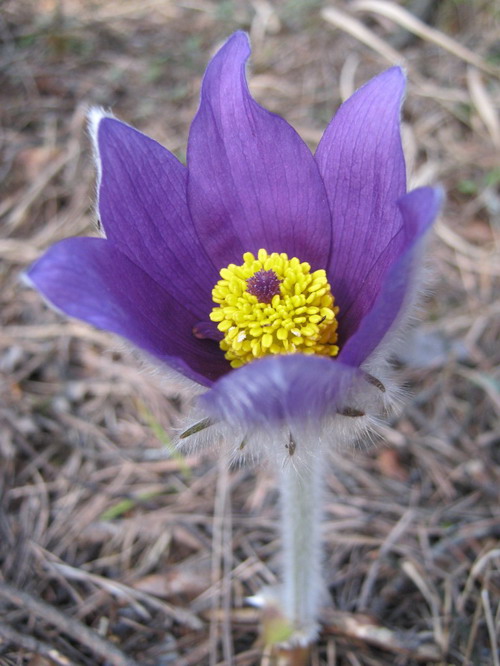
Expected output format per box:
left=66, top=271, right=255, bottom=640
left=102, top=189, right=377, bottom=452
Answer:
left=210, top=248, right=340, bottom=368
left=246, top=269, right=281, bottom=303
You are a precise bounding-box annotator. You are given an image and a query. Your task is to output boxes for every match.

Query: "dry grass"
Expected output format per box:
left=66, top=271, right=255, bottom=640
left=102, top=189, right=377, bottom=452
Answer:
left=1, top=1, right=499, bottom=664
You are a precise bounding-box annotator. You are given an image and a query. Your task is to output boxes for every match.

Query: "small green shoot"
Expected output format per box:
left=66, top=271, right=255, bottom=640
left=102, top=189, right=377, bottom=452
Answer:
left=136, top=399, right=191, bottom=480
left=100, top=490, right=165, bottom=521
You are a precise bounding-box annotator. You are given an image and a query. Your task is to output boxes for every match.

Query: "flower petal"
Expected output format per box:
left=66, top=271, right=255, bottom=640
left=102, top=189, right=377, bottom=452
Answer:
left=200, top=353, right=358, bottom=428
left=26, top=238, right=229, bottom=385
left=315, top=67, right=407, bottom=327
left=91, top=112, right=218, bottom=319
left=187, top=32, right=332, bottom=269
left=339, top=187, right=443, bottom=368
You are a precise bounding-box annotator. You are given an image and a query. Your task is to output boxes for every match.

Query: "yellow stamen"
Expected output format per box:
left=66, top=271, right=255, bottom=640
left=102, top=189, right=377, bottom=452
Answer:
left=210, top=249, right=340, bottom=368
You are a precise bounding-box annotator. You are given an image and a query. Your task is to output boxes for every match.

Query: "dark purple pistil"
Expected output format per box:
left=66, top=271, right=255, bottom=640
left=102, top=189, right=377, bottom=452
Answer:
left=246, top=269, right=282, bottom=304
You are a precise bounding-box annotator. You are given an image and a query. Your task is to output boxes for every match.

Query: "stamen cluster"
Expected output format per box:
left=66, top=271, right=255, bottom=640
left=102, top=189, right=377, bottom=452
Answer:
left=210, top=249, right=339, bottom=368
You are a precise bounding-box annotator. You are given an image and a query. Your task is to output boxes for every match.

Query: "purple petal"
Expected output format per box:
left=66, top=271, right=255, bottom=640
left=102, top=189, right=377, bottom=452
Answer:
left=92, top=113, right=218, bottom=319
left=26, top=237, right=229, bottom=385
left=200, top=354, right=358, bottom=428
left=315, top=67, right=407, bottom=334
left=339, top=187, right=443, bottom=368
left=187, top=32, right=332, bottom=269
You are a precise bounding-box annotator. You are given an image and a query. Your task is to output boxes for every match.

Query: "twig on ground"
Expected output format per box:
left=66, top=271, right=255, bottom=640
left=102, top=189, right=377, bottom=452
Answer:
left=0, top=582, right=140, bottom=666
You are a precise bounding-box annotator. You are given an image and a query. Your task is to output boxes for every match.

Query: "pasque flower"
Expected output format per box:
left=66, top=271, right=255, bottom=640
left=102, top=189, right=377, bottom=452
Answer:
left=27, top=31, right=441, bottom=645
left=27, top=30, right=440, bottom=437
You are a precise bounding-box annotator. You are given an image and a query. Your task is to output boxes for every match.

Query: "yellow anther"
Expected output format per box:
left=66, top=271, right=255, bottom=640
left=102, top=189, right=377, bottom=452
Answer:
left=210, top=249, right=340, bottom=368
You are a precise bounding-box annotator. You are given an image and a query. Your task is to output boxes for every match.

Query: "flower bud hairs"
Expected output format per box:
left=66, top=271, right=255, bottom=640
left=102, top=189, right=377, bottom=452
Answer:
left=26, top=32, right=442, bottom=655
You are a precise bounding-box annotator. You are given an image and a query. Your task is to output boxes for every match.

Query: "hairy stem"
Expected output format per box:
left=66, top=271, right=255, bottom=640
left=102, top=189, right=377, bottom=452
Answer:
left=280, top=447, right=324, bottom=642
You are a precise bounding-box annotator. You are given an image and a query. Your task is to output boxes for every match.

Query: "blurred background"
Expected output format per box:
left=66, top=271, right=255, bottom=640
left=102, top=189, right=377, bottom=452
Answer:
left=1, top=1, right=499, bottom=664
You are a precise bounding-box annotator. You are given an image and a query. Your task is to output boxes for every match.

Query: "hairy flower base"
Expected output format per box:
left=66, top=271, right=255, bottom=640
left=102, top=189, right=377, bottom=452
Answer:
left=210, top=249, right=339, bottom=367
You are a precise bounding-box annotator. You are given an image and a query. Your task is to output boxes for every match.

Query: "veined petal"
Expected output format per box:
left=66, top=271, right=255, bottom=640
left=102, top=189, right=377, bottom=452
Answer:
left=339, top=187, right=443, bottom=368
left=26, top=238, right=229, bottom=385
left=200, top=354, right=358, bottom=428
left=316, top=67, right=407, bottom=328
left=91, top=112, right=218, bottom=319
left=187, top=32, right=332, bottom=269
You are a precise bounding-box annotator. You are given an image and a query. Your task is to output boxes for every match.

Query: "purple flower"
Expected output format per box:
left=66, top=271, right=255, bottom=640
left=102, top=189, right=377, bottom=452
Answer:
left=26, top=32, right=442, bottom=445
